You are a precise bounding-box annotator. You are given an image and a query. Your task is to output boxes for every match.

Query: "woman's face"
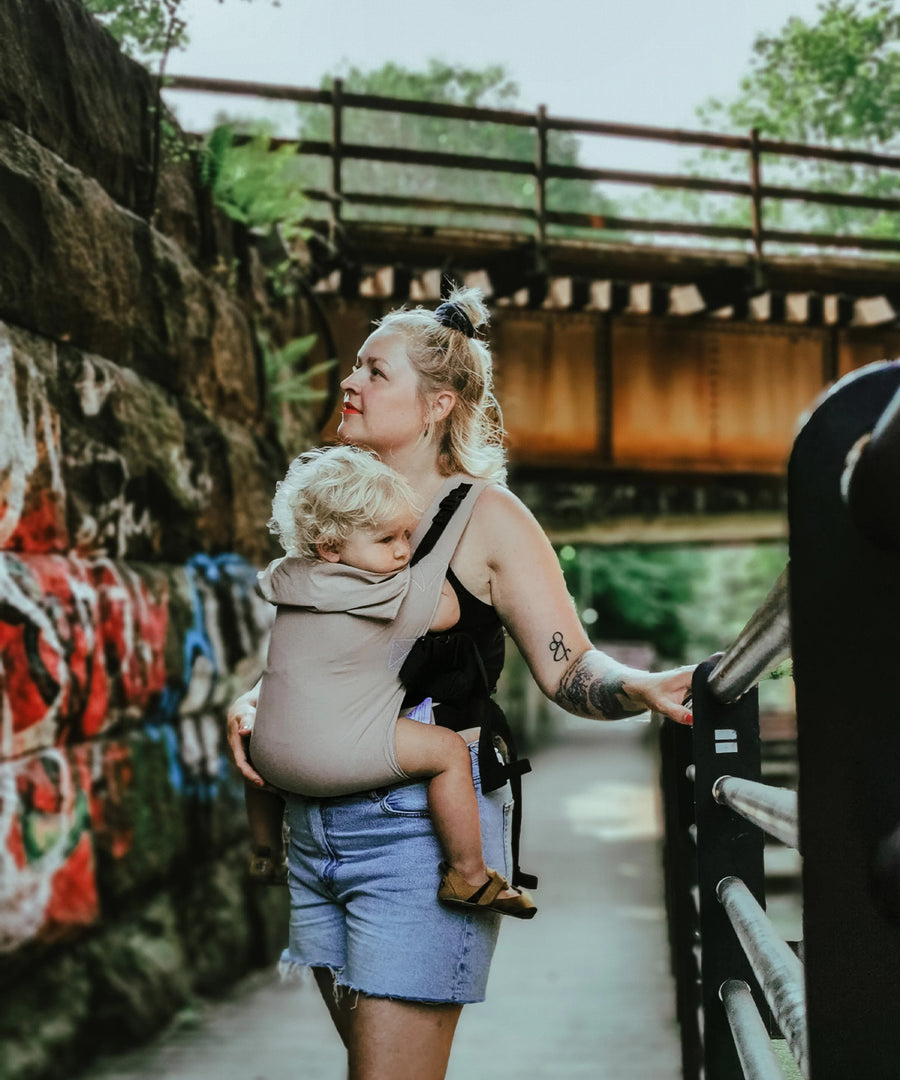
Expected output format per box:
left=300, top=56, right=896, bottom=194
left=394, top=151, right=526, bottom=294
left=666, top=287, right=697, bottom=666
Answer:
left=339, top=329, right=427, bottom=453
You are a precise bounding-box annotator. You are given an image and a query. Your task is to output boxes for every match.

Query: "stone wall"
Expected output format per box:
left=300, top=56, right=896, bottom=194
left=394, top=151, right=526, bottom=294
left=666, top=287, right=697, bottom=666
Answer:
left=0, top=3, right=303, bottom=1077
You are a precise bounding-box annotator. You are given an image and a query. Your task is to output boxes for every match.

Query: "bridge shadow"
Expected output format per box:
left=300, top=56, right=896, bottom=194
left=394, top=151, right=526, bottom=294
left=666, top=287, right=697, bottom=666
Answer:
left=83, top=721, right=680, bottom=1080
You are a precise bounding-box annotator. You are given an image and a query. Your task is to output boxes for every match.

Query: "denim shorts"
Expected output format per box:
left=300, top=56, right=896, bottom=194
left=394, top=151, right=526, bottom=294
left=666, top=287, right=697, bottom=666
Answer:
left=280, top=741, right=514, bottom=1004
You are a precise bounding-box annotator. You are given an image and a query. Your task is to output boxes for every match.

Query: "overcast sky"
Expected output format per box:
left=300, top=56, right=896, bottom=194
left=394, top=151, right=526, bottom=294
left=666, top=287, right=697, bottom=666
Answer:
left=163, top=0, right=828, bottom=170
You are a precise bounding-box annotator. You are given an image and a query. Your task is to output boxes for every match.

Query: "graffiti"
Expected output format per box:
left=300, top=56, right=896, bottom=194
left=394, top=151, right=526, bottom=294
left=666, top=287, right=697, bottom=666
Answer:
left=64, top=439, right=156, bottom=560
left=0, top=748, right=98, bottom=953
left=89, top=558, right=168, bottom=715
left=65, top=352, right=215, bottom=561
left=0, top=324, right=67, bottom=553
left=0, top=554, right=170, bottom=759
left=181, top=554, right=272, bottom=716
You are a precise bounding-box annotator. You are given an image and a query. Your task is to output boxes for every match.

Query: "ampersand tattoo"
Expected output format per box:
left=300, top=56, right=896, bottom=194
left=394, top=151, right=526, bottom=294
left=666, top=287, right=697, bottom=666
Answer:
left=549, top=631, right=571, bottom=662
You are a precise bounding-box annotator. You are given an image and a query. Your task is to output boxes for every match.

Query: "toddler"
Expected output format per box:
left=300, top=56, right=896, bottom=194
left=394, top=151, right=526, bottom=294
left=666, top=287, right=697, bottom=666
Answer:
left=244, top=446, right=535, bottom=919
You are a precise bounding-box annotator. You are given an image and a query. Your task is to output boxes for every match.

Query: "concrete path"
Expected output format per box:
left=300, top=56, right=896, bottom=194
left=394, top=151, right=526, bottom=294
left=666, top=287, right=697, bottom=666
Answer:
left=84, top=718, right=682, bottom=1080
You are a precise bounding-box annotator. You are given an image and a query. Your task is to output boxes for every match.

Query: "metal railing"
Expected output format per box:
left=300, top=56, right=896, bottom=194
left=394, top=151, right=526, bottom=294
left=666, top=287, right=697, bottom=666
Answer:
left=166, top=75, right=900, bottom=268
left=660, top=358, right=900, bottom=1079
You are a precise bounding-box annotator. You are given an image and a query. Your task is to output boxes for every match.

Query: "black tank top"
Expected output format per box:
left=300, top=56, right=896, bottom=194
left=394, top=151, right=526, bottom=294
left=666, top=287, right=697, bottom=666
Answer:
left=398, top=568, right=504, bottom=725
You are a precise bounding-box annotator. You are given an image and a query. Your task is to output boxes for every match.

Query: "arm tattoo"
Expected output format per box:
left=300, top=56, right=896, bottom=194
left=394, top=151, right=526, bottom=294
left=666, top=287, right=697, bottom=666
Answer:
left=548, top=631, right=571, bottom=662
left=554, top=652, right=644, bottom=720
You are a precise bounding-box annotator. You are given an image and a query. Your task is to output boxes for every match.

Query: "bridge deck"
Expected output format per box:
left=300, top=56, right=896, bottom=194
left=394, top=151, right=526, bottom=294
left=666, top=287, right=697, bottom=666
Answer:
left=81, top=722, right=681, bottom=1080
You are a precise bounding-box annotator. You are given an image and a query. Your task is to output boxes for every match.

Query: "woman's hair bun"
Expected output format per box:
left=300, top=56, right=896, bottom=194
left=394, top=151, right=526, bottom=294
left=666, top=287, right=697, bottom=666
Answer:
left=445, top=284, right=490, bottom=333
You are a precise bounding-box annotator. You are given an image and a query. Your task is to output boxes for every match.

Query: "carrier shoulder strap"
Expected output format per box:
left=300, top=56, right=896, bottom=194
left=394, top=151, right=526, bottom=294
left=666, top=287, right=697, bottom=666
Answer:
left=409, top=481, right=473, bottom=567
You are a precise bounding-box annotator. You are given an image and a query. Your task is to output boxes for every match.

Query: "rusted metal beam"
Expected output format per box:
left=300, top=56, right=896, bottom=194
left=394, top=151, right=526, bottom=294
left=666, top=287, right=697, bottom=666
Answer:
left=324, top=221, right=900, bottom=296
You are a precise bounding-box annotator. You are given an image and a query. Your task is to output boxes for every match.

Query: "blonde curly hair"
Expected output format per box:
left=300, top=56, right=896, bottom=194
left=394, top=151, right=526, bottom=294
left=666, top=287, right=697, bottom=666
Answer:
left=377, top=284, right=507, bottom=484
left=268, top=446, right=421, bottom=560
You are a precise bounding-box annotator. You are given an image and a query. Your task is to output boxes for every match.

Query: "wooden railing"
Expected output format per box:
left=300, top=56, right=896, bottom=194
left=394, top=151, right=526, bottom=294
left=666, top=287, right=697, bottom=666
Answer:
left=167, top=75, right=900, bottom=268
left=660, top=362, right=900, bottom=1078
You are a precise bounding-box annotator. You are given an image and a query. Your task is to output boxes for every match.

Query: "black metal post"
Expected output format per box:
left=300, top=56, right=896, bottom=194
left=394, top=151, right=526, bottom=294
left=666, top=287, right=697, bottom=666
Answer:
left=692, top=657, right=768, bottom=1079
left=659, top=717, right=702, bottom=1080
left=788, top=360, right=900, bottom=1079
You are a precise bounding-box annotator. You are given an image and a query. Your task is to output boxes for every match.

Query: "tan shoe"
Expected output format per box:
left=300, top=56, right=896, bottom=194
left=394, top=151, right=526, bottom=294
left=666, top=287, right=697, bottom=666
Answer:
left=437, top=864, right=537, bottom=919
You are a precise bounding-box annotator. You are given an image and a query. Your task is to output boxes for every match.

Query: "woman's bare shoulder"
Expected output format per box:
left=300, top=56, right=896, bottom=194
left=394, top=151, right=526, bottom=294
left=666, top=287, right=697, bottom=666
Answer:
left=470, top=484, right=548, bottom=563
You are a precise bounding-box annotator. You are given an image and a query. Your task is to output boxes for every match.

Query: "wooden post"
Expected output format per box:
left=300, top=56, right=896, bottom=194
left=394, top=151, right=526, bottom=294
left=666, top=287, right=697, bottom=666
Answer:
left=535, top=105, right=548, bottom=276
left=749, top=127, right=765, bottom=292
left=331, top=77, right=344, bottom=239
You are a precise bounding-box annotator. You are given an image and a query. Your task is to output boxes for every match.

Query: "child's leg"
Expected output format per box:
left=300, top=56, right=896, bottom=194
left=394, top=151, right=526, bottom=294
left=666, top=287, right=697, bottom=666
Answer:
left=244, top=779, right=286, bottom=855
left=394, top=717, right=517, bottom=897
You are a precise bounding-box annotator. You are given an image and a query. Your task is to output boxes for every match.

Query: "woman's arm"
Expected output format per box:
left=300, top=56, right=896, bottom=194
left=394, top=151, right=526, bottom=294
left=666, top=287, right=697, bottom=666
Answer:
left=477, top=487, right=693, bottom=726
left=226, top=678, right=267, bottom=785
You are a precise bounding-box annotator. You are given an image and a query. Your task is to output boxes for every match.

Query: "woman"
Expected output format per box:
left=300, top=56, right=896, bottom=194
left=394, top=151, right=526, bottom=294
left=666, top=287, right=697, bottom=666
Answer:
left=227, top=286, right=693, bottom=1080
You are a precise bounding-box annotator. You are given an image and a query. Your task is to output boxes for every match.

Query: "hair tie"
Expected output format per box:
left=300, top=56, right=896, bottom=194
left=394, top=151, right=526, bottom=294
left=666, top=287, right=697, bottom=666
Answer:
left=434, top=302, right=475, bottom=339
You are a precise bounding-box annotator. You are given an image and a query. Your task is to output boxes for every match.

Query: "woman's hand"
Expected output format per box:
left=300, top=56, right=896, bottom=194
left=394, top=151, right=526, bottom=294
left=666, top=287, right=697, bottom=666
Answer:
left=622, top=665, right=695, bottom=726
left=227, top=681, right=266, bottom=786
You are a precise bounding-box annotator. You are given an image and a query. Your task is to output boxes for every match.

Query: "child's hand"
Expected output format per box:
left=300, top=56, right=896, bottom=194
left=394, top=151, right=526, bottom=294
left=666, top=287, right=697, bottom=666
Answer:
left=227, top=688, right=266, bottom=787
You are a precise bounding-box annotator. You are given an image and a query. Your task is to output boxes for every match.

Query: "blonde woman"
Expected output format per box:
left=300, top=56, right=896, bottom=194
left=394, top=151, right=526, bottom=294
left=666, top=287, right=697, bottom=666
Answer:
left=228, top=286, right=693, bottom=1080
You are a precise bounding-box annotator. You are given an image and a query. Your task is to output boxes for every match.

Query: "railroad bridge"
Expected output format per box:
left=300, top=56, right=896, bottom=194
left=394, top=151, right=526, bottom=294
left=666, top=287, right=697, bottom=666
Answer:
left=170, top=76, right=900, bottom=543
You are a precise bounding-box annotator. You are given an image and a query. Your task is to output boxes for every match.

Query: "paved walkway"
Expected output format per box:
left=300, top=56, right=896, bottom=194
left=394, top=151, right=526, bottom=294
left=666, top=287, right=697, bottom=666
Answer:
left=85, top=718, right=682, bottom=1080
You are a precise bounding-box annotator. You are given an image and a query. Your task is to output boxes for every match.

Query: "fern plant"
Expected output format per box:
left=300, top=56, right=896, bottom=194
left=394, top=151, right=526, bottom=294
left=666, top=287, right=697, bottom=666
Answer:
left=200, top=124, right=309, bottom=240
left=259, top=331, right=337, bottom=453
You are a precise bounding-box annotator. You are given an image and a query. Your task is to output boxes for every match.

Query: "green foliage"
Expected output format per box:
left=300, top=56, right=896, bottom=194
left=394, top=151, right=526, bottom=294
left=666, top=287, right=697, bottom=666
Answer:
left=80, top=0, right=281, bottom=66
left=560, top=546, right=707, bottom=661
left=80, top=0, right=188, bottom=64
left=259, top=331, right=337, bottom=450
left=292, top=60, right=614, bottom=234
left=635, top=0, right=900, bottom=245
left=558, top=543, right=789, bottom=671
left=262, top=333, right=334, bottom=405
left=200, top=125, right=309, bottom=239
left=699, top=0, right=900, bottom=146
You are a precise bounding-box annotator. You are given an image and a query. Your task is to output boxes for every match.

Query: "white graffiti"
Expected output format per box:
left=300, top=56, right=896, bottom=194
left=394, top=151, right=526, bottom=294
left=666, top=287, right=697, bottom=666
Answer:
left=0, top=749, right=75, bottom=953
left=0, top=324, right=65, bottom=547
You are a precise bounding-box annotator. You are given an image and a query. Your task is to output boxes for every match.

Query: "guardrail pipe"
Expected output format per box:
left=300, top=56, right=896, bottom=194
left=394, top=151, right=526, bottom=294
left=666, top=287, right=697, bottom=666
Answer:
left=713, top=777, right=800, bottom=852
left=720, top=980, right=789, bottom=1080
left=717, top=876, right=808, bottom=1078
left=707, top=567, right=791, bottom=704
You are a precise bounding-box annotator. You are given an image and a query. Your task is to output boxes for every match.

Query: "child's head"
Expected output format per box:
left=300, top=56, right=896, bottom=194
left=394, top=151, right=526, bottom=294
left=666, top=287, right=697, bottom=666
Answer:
left=268, top=446, right=421, bottom=573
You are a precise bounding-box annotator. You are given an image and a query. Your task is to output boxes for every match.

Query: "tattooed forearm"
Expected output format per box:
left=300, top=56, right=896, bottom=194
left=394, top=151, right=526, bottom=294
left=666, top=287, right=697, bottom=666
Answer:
left=554, top=652, right=645, bottom=720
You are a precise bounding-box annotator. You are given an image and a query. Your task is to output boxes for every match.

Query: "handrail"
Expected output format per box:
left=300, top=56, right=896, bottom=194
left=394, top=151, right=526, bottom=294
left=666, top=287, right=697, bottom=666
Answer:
left=720, top=980, right=789, bottom=1080
left=164, top=74, right=900, bottom=260
left=717, top=877, right=809, bottom=1078
left=707, top=567, right=791, bottom=704
left=713, top=776, right=800, bottom=852
left=845, top=382, right=900, bottom=550
left=663, top=367, right=900, bottom=1079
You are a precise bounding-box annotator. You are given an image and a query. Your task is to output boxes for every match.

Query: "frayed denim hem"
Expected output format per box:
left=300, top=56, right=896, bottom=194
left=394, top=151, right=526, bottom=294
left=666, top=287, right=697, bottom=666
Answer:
left=277, top=958, right=484, bottom=1006
left=333, top=979, right=485, bottom=1006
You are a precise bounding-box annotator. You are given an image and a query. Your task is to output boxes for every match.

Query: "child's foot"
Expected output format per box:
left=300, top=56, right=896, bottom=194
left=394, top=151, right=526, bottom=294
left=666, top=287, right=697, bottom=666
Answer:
left=437, top=863, right=537, bottom=919
left=248, top=845, right=288, bottom=886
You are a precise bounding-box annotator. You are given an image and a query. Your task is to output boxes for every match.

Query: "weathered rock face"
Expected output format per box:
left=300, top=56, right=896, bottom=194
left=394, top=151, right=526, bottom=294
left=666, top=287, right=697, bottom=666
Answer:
left=0, top=4, right=306, bottom=1078
left=0, top=123, right=262, bottom=426
left=0, top=0, right=156, bottom=215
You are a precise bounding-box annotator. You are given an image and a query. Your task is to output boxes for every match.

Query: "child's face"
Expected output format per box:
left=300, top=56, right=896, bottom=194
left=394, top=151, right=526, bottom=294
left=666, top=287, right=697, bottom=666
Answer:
left=332, top=516, right=416, bottom=575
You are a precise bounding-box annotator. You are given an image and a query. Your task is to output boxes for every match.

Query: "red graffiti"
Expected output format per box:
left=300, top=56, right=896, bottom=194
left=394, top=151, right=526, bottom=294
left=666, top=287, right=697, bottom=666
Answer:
left=0, top=554, right=169, bottom=756
left=1, top=488, right=68, bottom=554
left=1, top=749, right=99, bottom=950
left=89, top=559, right=168, bottom=715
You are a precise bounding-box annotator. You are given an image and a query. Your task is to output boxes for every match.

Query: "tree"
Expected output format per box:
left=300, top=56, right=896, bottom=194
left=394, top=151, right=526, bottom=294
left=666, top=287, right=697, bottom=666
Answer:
left=79, top=0, right=188, bottom=65
left=637, top=0, right=900, bottom=244
left=80, top=0, right=279, bottom=66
